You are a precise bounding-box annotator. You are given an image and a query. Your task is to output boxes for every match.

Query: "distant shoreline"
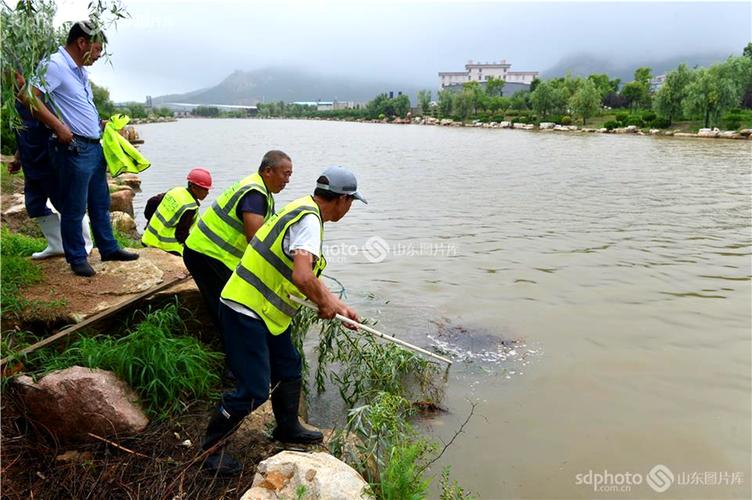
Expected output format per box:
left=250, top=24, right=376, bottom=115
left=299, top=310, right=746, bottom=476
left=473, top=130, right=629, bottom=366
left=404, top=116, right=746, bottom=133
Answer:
left=166, top=116, right=750, bottom=142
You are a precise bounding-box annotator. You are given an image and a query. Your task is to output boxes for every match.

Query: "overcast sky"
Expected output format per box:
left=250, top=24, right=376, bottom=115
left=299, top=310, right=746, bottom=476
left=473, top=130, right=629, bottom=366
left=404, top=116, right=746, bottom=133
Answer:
left=53, top=0, right=751, bottom=102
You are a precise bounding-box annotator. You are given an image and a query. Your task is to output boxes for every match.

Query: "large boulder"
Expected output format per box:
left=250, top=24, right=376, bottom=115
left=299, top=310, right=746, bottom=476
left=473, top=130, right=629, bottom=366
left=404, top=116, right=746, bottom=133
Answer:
left=113, top=173, right=142, bottom=191
left=111, top=210, right=138, bottom=237
left=15, top=366, right=148, bottom=442
left=1, top=193, right=28, bottom=228
left=110, top=189, right=135, bottom=217
left=240, top=451, right=370, bottom=500
left=697, top=127, right=719, bottom=138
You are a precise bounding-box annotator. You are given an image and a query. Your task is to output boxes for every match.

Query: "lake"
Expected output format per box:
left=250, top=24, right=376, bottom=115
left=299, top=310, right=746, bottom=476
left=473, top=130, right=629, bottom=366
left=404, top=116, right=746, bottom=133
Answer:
left=136, top=119, right=751, bottom=499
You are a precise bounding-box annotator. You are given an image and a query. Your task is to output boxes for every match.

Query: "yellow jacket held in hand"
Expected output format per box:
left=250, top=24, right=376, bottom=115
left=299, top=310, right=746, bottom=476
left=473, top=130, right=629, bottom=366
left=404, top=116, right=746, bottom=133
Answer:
left=102, top=114, right=151, bottom=177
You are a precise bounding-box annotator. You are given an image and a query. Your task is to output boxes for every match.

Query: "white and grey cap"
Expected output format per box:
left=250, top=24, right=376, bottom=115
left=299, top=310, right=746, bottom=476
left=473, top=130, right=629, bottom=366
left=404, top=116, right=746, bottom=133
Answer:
left=316, top=166, right=367, bottom=204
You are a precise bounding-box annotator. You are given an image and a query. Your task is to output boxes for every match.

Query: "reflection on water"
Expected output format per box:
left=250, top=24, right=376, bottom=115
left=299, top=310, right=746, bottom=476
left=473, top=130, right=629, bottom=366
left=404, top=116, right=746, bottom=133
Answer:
left=137, top=119, right=750, bottom=499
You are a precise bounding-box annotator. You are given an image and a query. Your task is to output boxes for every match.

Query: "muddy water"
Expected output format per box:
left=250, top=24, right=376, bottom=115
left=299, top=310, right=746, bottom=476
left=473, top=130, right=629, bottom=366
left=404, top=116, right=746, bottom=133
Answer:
left=136, top=119, right=751, bottom=499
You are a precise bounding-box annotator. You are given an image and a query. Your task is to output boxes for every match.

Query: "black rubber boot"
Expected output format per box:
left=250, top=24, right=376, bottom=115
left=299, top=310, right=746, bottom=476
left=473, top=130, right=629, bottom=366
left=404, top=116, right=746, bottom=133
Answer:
left=271, top=378, right=323, bottom=444
left=201, top=405, right=243, bottom=476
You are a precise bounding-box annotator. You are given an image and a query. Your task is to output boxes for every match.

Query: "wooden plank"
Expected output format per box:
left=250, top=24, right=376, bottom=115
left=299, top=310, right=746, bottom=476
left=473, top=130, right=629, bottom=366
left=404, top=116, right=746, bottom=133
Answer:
left=0, top=274, right=191, bottom=367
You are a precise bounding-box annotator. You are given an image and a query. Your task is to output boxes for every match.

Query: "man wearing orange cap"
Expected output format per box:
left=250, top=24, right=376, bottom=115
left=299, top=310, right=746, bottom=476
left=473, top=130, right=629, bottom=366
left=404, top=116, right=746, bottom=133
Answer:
left=141, top=168, right=212, bottom=256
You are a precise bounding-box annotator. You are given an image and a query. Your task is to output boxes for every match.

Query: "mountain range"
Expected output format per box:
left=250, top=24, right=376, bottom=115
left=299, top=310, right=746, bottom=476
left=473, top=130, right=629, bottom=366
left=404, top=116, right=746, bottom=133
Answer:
left=152, top=67, right=423, bottom=106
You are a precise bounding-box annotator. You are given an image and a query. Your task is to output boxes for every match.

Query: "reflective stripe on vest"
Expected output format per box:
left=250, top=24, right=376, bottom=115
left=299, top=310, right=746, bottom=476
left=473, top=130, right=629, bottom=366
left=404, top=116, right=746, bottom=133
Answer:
left=141, top=186, right=198, bottom=255
left=184, top=172, right=274, bottom=269
left=220, top=195, right=326, bottom=335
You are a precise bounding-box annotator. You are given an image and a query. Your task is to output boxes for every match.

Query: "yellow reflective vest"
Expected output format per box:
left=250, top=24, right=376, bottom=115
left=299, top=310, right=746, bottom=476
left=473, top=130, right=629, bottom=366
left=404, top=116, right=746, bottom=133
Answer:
left=221, top=195, right=326, bottom=335
left=141, top=186, right=199, bottom=255
left=102, top=114, right=150, bottom=177
left=185, top=172, right=274, bottom=270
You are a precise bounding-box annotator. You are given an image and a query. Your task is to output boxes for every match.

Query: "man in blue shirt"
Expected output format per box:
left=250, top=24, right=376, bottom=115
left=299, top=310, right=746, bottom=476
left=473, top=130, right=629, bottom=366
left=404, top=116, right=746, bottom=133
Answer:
left=23, top=21, right=138, bottom=277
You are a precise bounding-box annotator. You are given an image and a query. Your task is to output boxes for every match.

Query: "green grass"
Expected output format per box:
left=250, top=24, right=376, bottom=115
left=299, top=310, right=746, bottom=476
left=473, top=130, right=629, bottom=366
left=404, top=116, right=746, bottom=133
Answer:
left=113, top=227, right=142, bottom=249
left=1, top=228, right=47, bottom=316
left=0, top=162, right=24, bottom=194
left=30, top=301, right=223, bottom=418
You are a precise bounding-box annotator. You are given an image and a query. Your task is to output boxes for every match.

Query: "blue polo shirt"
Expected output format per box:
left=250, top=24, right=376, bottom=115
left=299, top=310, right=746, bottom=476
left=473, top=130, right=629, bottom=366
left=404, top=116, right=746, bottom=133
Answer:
left=36, top=46, right=101, bottom=139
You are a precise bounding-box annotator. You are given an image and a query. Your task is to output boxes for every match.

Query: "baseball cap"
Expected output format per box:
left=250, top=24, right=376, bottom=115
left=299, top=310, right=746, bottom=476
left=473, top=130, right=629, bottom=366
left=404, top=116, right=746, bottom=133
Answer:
left=316, top=166, right=367, bottom=204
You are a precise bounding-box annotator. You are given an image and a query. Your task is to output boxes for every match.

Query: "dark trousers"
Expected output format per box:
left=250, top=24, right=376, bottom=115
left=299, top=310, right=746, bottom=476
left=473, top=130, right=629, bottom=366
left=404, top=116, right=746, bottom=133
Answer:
left=182, top=245, right=233, bottom=330
left=50, top=139, right=118, bottom=264
left=23, top=173, right=57, bottom=218
left=219, top=302, right=301, bottom=417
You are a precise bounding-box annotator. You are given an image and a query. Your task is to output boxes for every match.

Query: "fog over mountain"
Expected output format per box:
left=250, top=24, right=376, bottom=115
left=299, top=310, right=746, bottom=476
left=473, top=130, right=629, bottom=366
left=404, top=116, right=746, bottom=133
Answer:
left=543, top=52, right=737, bottom=83
left=152, top=67, right=423, bottom=106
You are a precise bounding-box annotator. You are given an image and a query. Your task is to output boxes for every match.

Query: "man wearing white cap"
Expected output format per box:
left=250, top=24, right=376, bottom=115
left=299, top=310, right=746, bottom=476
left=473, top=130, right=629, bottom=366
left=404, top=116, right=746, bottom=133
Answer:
left=200, top=166, right=366, bottom=475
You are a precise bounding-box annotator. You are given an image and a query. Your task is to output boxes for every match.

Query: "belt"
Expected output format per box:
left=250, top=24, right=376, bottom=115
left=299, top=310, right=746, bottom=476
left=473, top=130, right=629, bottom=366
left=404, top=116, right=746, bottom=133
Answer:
left=73, top=134, right=101, bottom=144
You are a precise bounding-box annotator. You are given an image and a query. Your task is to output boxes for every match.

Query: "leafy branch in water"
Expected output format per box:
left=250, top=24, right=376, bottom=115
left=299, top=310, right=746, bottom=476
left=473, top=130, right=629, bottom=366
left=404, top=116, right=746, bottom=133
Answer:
left=289, top=287, right=472, bottom=499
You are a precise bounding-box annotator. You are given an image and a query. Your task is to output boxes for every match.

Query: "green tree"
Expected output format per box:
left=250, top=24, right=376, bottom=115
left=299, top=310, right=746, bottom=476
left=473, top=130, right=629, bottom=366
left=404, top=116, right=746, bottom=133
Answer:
left=437, top=90, right=453, bottom=118
left=91, top=81, right=115, bottom=118
left=509, top=91, right=529, bottom=111
left=530, top=80, right=557, bottom=118
left=485, top=76, right=505, bottom=97
left=621, top=81, right=648, bottom=110
left=683, top=66, right=738, bottom=128
left=417, top=90, right=431, bottom=115
left=634, top=66, right=653, bottom=85
left=743, top=42, right=752, bottom=59
left=568, top=79, right=601, bottom=125
left=653, top=64, right=693, bottom=125
left=452, top=91, right=474, bottom=121
left=587, top=73, right=617, bottom=101
left=392, top=94, right=411, bottom=118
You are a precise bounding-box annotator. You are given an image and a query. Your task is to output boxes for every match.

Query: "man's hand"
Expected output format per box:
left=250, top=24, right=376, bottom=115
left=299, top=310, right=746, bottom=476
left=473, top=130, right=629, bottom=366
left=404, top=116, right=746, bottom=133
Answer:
left=336, top=303, right=360, bottom=330
left=55, top=123, right=73, bottom=144
left=8, top=152, right=21, bottom=174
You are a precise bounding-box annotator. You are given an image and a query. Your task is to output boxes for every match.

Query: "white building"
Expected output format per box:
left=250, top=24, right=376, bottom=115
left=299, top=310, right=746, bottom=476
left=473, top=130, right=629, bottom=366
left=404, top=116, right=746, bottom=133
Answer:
left=649, top=74, right=667, bottom=93
left=439, top=59, right=539, bottom=88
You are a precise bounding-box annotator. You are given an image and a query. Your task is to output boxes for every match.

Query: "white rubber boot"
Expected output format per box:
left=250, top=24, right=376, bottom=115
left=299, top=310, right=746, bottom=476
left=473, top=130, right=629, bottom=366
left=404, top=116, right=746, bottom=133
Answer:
left=32, top=213, right=65, bottom=259
left=82, top=213, right=94, bottom=256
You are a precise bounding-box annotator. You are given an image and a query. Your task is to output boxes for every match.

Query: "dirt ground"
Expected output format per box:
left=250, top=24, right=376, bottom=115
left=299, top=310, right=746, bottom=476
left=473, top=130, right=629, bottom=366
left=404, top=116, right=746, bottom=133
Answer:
left=0, top=387, right=330, bottom=499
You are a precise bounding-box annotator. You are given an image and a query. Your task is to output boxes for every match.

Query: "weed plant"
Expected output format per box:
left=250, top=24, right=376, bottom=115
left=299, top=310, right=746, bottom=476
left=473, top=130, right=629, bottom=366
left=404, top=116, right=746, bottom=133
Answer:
left=290, top=303, right=459, bottom=499
left=31, top=301, right=223, bottom=418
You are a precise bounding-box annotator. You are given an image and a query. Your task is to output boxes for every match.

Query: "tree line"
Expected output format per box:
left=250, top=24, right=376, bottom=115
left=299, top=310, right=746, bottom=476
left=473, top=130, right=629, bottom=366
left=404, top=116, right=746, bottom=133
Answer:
left=246, top=45, right=752, bottom=131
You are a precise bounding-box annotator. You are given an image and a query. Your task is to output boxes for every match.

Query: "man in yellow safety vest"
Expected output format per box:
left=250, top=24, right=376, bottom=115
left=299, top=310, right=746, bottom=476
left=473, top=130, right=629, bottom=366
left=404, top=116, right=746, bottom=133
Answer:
left=141, top=168, right=212, bottom=255
left=182, top=151, right=292, bottom=364
left=200, top=166, right=366, bottom=476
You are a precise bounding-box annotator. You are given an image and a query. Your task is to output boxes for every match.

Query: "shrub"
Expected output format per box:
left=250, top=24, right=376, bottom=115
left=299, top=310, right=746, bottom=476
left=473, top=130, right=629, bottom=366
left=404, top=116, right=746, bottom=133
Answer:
left=545, top=114, right=563, bottom=124
left=603, top=120, right=620, bottom=130
left=378, top=440, right=432, bottom=500
left=626, top=115, right=645, bottom=127
left=649, top=117, right=671, bottom=129
left=476, top=112, right=490, bottom=123
left=614, top=111, right=629, bottom=124
left=505, top=110, right=519, bottom=117
left=560, top=115, right=573, bottom=126
left=640, top=110, right=657, bottom=122
left=725, top=119, right=742, bottom=130
left=722, top=110, right=744, bottom=130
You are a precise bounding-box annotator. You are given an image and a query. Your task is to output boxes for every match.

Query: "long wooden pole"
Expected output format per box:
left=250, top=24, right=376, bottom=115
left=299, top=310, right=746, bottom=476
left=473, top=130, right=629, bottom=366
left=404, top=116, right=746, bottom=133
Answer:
left=0, top=274, right=191, bottom=367
left=289, top=295, right=452, bottom=366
